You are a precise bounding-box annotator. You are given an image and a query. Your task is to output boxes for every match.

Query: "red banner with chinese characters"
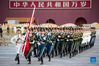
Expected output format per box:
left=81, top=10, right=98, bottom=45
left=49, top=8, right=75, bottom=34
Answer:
left=9, top=0, right=92, bottom=9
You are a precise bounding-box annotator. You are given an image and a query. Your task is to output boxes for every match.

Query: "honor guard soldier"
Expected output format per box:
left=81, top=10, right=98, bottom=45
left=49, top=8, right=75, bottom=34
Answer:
left=66, top=27, right=74, bottom=58
left=58, top=28, right=65, bottom=58
left=22, top=27, right=28, bottom=36
left=32, top=28, right=38, bottom=57
left=78, top=27, right=83, bottom=53
left=46, top=31, right=54, bottom=61
left=89, top=27, right=96, bottom=47
left=11, top=28, right=24, bottom=64
left=63, top=27, right=68, bottom=56
left=27, top=28, right=35, bottom=64
left=72, top=27, right=80, bottom=56
left=55, top=28, right=60, bottom=56
left=51, top=29, right=57, bottom=58
left=37, top=29, right=46, bottom=65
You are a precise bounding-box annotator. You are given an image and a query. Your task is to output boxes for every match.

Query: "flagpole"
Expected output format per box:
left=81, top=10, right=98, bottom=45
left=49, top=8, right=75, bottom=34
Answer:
left=30, top=4, right=36, bottom=25
left=23, top=4, right=36, bottom=54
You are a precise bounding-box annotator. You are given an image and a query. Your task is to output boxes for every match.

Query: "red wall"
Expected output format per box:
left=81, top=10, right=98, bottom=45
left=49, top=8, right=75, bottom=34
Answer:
left=0, top=0, right=99, bottom=25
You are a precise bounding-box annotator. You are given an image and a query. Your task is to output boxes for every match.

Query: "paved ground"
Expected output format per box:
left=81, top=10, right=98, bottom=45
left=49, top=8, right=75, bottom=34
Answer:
left=0, top=30, right=99, bottom=66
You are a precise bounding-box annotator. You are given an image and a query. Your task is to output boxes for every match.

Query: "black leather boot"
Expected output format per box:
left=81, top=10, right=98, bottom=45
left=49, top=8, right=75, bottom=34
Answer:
left=28, top=56, right=31, bottom=64
left=40, top=57, right=43, bottom=65
left=17, top=54, right=20, bottom=64
left=28, top=61, right=31, bottom=64
left=48, top=55, right=51, bottom=62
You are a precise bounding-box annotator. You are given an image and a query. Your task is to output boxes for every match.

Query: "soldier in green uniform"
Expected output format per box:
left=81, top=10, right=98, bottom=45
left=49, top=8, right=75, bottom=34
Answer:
left=56, top=28, right=65, bottom=58
left=61, top=28, right=67, bottom=57
left=37, top=29, right=46, bottom=65
left=27, top=28, right=35, bottom=64
left=89, top=27, right=96, bottom=47
left=22, top=27, right=28, bottom=35
left=72, top=27, right=81, bottom=56
left=46, top=31, right=54, bottom=61
left=53, top=28, right=59, bottom=56
left=51, top=31, right=56, bottom=58
left=78, top=27, right=83, bottom=53
left=64, top=27, right=69, bottom=56
left=66, top=27, right=74, bottom=58
left=69, top=27, right=75, bottom=56
left=32, top=27, right=39, bottom=57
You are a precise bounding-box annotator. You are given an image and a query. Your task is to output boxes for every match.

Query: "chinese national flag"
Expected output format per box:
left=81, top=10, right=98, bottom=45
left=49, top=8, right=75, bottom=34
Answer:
left=22, top=4, right=35, bottom=59
left=22, top=33, right=30, bottom=58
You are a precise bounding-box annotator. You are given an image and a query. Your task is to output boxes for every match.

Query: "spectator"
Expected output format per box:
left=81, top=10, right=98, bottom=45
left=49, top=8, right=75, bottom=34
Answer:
left=0, top=24, right=3, bottom=37
left=7, top=25, right=10, bottom=35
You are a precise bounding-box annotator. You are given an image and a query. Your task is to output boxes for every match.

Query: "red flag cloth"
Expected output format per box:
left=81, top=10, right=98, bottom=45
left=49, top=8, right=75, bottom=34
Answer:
left=22, top=33, right=30, bottom=58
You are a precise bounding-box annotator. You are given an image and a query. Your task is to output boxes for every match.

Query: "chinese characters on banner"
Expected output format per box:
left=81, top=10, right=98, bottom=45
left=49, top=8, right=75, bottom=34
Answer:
left=9, top=0, right=92, bottom=9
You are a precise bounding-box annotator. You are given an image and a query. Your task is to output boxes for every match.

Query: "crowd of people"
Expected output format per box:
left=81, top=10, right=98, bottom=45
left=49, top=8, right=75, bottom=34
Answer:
left=11, top=26, right=96, bottom=65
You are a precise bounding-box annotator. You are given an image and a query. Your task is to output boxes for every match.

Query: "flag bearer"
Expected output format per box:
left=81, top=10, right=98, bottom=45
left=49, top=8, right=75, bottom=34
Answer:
left=27, top=28, right=35, bottom=64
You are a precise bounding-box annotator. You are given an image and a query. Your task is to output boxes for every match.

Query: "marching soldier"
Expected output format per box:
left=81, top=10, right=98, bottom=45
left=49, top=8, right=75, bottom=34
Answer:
left=11, top=29, right=24, bottom=64
left=72, top=28, right=80, bottom=56
left=64, top=27, right=68, bottom=56
left=32, top=32, right=37, bottom=57
left=37, top=31, right=46, bottom=65
left=89, top=27, right=96, bottom=47
left=53, top=29, right=59, bottom=57
left=50, top=31, right=56, bottom=58
left=27, top=28, right=36, bottom=64
left=22, top=27, right=28, bottom=35
left=66, top=27, right=74, bottom=58
left=46, top=32, right=54, bottom=61
left=57, top=31, right=65, bottom=58
left=79, top=28, right=83, bottom=53
left=33, top=27, right=40, bottom=57
left=55, top=29, right=60, bottom=56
